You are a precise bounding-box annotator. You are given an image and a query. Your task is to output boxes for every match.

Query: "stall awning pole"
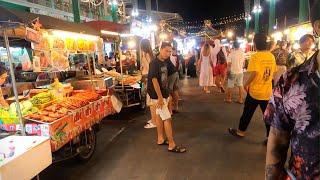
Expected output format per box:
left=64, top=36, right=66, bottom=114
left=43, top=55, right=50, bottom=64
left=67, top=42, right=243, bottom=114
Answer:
left=3, top=28, right=26, bottom=136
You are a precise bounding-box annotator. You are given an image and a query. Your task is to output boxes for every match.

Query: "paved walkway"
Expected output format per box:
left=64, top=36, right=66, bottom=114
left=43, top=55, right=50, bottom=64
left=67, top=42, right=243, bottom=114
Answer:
left=41, top=78, right=268, bottom=180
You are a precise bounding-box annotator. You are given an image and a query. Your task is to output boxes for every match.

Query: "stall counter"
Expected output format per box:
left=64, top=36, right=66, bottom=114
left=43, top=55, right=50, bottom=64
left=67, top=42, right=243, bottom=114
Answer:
left=0, top=136, right=52, bottom=180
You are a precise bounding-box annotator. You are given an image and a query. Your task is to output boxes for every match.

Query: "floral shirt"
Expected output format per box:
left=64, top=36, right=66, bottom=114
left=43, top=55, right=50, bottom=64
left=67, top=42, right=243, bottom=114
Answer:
left=264, top=51, right=319, bottom=179
left=287, top=50, right=315, bottom=69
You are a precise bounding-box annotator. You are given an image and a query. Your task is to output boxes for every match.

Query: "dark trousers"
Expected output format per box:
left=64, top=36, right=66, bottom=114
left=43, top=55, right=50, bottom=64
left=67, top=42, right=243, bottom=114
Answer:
left=238, top=94, right=270, bottom=137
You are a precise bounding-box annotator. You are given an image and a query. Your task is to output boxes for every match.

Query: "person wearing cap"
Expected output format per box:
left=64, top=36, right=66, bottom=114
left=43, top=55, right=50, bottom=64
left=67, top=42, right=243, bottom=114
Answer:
left=264, top=1, right=320, bottom=179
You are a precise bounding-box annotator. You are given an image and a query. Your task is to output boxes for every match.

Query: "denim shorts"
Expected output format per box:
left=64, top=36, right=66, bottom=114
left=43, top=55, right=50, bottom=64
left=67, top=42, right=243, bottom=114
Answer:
left=227, top=73, right=244, bottom=88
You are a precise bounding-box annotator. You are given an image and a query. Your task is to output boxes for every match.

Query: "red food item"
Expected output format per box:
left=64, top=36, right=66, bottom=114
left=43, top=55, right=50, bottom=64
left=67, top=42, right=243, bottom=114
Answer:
left=41, top=116, right=56, bottom=122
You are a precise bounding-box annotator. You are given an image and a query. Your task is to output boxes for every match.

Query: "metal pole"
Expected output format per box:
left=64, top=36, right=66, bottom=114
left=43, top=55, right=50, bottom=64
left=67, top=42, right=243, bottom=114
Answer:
left=268, top=0, right=276, bottom=34
left=72, top=0, right=81, bottom=23
left=3, top=29, right=25, bottom=136
left=299, top=0, right=309, bottom=23
left=245, top=19, right=250, bottom=38
left=87, top=54, right=95, bottom=91
left=254, top=0, right=260, bottom=34
left=156, top=0, right=159, bottom=11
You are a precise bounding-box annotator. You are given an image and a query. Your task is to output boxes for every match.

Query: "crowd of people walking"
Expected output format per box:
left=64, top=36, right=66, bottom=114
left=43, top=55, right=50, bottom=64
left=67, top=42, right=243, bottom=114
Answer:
left=139, top=1, right=319, bottom=178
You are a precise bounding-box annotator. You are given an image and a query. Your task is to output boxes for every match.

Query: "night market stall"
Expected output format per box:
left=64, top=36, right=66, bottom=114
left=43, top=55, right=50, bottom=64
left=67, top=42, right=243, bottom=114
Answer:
left=0, top=8, right=121, bottom=179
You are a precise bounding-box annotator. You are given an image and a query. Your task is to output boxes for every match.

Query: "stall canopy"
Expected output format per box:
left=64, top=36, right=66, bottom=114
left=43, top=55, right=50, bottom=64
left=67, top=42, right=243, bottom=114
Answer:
left=0, top=6, right=100, bottom=36
left=84, top=21, right=130, bottom=34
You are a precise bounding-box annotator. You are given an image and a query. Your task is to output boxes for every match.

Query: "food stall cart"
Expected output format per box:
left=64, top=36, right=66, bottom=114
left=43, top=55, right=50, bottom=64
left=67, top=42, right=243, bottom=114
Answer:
left=0, top=8, right=120, bottom=168
left=0, top=9, right=52, bottom=180
left=85, top=20, right=144, bottom=109
left=23, top=27, right=119, bottom=162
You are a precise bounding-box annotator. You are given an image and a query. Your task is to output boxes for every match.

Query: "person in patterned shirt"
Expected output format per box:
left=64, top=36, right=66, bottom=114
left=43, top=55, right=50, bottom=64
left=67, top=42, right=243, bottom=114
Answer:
left=264, top=1, right=320, bottom=179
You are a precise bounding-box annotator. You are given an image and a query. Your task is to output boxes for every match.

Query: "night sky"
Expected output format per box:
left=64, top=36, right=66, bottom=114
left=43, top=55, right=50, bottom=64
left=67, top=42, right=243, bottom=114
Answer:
left=138, top=0, right=301, bottom=35
left=158, top=0, right=244, bottom=21
left=138, top=0, right=244, bottom=20
left=138, top=0, right=299, bottom=21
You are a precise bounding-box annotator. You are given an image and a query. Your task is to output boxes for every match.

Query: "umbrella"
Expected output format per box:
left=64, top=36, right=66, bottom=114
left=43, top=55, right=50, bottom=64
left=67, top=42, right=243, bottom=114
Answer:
left=0, top=6, right=27, bottom=135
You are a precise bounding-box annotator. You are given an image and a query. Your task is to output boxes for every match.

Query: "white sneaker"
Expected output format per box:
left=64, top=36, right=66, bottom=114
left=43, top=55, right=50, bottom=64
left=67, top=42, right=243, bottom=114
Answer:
left=147, top=119, right=152, bottom=124
left=144, top=122, right=157, bottom=129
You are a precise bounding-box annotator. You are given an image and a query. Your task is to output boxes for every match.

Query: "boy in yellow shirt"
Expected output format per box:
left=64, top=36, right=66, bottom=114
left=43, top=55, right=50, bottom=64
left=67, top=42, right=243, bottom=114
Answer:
left=228, top=34, right=276, bottom=144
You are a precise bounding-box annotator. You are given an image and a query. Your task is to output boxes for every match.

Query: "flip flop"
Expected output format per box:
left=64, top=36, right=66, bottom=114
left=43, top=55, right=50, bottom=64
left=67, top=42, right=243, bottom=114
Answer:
left=157, top=140, right=169, bottom=146
left=224, top=99, right=232, bottom=103
left=228, top=128, right=244, bottom=138
left=168, top=146, right=187, bottom=153
left=234, top=100, right=244, bottom=104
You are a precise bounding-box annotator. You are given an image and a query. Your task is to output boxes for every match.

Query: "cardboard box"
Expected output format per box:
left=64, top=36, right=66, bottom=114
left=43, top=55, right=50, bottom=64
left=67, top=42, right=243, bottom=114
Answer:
left=0, top=136, right=52, bottom=180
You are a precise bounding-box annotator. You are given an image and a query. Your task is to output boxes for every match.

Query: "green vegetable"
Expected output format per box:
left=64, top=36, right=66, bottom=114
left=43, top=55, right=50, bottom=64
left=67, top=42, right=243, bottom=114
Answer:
left=22, top=100, right=33, bottom=112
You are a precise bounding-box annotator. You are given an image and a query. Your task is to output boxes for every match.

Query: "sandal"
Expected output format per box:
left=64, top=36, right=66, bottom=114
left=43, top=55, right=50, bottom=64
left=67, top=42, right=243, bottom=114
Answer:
left=224, top=99, right=232, bottom=103
left=157, top=140, right=169, bottom=146
left=168, top=146, right=187, bottom=153
left=228, top=128, right=244, bottom=138
left=234, top=100, right=244, bottom=104
left=220, top=87, right=226, bottom=93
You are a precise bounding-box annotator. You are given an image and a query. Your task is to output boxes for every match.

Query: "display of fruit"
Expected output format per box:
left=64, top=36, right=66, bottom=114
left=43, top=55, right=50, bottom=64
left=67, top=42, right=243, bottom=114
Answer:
left=77, top=39, right=86, bottom=51
left=25, top=91, right=101, bottom=122
left=9, top=100, right=38, bottom=116
left=88, top=41, right=95, bottom=51
left=0, top=108, right=18, bottom=124
left=53, top=38, right=65, bottom=49
left=65, top=38, right=76, bottom=51
left=31, top=92, right=54, bottom=107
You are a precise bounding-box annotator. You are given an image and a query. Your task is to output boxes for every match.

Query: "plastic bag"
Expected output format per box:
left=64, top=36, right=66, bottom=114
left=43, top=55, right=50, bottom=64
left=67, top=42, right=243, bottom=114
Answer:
left=21, top=49, right=32, bottom=71
left=111, top=95, right=122, bottom=113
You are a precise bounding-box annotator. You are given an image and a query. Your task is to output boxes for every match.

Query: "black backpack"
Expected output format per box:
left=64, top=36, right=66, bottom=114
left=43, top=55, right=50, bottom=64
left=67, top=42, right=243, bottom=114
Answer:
left=217, top=48, right=226, bottom=64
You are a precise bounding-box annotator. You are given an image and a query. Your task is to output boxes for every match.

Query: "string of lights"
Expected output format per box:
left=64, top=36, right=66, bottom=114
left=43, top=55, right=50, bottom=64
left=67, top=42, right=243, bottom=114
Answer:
left=168, top=13, right=245, bottom=27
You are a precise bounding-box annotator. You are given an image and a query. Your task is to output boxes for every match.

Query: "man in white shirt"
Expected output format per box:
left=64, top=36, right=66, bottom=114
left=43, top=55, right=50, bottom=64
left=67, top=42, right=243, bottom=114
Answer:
left=225, top=41, right=245, bottom=103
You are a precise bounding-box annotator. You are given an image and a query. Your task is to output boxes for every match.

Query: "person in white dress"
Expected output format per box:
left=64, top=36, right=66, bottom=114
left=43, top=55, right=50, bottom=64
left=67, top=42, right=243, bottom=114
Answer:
left=198, top=44, right=214, bottom=93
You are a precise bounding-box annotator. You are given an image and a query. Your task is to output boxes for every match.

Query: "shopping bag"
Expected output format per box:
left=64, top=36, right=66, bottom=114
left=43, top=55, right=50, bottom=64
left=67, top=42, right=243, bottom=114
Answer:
left=111, top=95, right=122, bottom=113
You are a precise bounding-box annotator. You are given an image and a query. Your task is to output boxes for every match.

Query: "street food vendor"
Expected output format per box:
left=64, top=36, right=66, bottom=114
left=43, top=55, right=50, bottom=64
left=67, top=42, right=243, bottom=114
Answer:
left=0, top=64, right=9, bottom=108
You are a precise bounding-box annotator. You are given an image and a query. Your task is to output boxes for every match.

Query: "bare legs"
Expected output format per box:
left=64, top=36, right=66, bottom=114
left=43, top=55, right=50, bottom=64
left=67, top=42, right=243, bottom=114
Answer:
left=172, top=91, right=179, bottom=111
left=216, top=75, right=226, bottom=92
left=151, top=105, right=176, bottom=149
left=150, top=105, right=157, bottom=125
left=226, top=88, right=232, bottom=102
left=238, top=86, right=244, bottom=103
left=225, top=86, right=244, bottom=103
